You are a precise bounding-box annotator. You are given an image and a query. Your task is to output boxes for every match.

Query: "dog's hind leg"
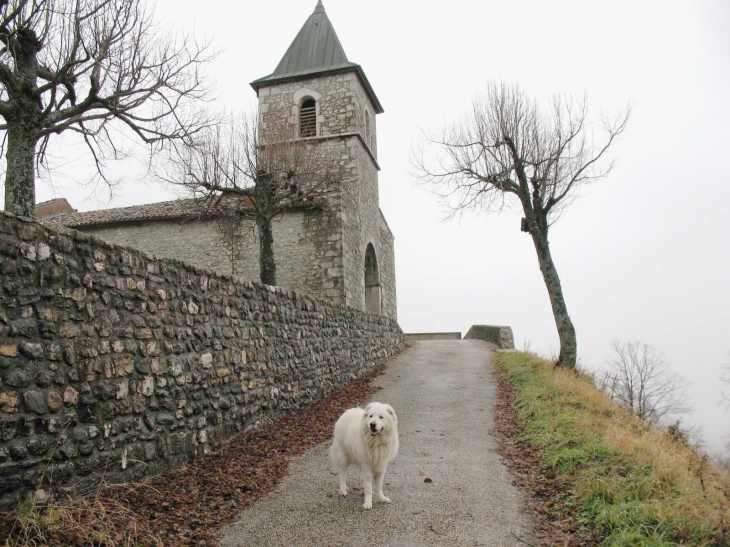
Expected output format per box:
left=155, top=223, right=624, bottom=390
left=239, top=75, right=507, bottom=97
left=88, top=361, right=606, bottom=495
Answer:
left=337, top=467, right=348, bottom=497
left=362, top=468, right=374, bottom=509
left=330, top=444, right=349, bottom=496
left=374, top=467, right=391, bottom=504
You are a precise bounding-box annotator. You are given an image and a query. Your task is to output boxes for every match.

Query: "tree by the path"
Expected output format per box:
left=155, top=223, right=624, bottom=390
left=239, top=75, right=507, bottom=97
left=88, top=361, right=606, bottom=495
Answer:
left=414, top=82, right=630, bottom=368
left=0, top=0, right=215, bottom=218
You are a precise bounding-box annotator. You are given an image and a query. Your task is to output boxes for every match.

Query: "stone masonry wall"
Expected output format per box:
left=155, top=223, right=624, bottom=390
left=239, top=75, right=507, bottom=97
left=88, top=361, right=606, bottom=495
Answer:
left=0, top=211, right=404, bottom=507
left=378, top=212, right=397, bottom=320
left=341, top=139, right=383, bottom=314
left=257, top=72, right=378, bottom=160
left=82, top=210, right=344, bottom=306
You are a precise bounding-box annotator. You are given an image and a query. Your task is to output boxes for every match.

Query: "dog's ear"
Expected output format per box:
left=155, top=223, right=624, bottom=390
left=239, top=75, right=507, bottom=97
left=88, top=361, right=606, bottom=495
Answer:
left=386, top=405, right=397, bottom=423
left=364, top=403, right=373, bottom=412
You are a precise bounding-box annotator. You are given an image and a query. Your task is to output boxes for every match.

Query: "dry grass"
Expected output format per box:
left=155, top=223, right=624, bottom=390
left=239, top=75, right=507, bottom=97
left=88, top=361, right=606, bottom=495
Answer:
left=498, top=351, right=730, bottom=546
left=3, top=484, right=163, bottom=547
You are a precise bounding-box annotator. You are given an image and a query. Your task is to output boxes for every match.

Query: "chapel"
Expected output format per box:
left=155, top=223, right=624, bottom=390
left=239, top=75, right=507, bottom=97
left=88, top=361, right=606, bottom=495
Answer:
left=41, top=1, right=397, bottom=319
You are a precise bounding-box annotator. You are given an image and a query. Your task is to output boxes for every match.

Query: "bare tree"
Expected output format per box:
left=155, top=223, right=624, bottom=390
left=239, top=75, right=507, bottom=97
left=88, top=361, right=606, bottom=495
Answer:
left=0, top=0, right=215, bottom=218
left=414, top=82, right=630, bottom=368
left=161, top=112, right=341, bottom=286
left=597, top=340, right=690, bottom=426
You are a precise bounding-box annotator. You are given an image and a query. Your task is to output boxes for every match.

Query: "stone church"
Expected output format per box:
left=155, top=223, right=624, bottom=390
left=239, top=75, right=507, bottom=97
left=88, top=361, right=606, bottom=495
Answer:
left=41, top=1, right=397, bottom=320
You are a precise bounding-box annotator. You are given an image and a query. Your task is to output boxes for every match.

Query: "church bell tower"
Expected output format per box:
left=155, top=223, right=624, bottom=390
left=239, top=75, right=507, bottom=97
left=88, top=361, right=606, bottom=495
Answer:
left=250, top=1, right=397, bottom=319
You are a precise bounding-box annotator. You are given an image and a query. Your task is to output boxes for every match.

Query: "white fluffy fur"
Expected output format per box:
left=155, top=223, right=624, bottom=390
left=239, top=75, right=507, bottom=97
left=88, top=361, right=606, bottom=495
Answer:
left=329, top=402, right=399, bottom=509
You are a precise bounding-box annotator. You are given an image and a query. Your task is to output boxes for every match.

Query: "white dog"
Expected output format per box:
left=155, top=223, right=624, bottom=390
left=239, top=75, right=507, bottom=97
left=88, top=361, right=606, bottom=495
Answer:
left=329, top=402, right=399, bottom=509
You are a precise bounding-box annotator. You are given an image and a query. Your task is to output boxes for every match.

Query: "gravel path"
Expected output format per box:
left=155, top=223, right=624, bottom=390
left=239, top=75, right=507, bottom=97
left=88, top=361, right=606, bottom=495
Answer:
left=218, top=339, right=536, bottom=547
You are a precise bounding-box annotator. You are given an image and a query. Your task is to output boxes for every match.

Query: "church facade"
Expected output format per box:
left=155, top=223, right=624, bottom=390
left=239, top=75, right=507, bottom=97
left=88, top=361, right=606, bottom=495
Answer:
left=44, top=2, right=398, bottom=319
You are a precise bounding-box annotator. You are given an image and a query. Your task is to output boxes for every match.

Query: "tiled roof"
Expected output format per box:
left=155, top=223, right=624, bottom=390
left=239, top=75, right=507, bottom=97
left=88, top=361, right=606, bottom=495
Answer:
left=48, top=196, right=253, bottom=228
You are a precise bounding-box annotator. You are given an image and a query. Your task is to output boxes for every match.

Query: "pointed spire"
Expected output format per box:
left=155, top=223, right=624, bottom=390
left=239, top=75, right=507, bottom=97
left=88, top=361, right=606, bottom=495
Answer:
left=251, top=2, right=384, bottom=113
left=261, top=2, right=352, bottom=81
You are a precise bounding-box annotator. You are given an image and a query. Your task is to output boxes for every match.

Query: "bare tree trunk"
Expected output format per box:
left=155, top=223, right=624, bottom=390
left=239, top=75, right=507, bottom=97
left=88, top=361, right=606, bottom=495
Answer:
left=531, top=229, right=577, bottom=368
left=257, top=215, right=276, bottom=286
left=4, top=27, right=41, bottom=218
left=4, top=125, right=37, bottom=218
left=255, top=173, right=276, bottom=286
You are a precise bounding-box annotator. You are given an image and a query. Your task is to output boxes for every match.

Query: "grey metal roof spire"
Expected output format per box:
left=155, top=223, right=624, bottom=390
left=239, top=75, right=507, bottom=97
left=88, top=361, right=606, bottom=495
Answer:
left=251, top=2, right=383, bottom=113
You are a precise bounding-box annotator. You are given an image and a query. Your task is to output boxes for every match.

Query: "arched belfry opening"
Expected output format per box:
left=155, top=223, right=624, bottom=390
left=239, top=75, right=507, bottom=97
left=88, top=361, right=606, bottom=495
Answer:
left=300, top=98, right=317, bottom=137
left=364, top=243, right=381, bottom=314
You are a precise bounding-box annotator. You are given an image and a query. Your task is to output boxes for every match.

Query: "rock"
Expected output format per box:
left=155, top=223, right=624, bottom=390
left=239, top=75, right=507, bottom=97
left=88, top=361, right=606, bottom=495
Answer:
left=9, top=442, right=29, bottom=460
left=63, top=386, right=79, bottom=406
left=6, top=370, right=31, bottom=388
left=72, top=427, right=88, bottom=442
left=0, top=344, right=18, bottom=358
left=24, top=391, right=48, bottom=414
left=35, top=371, right=54, bottom=387
left=135, top=328, right=153, bottom=340
left=156, top=413, right=175, bottom=425
left=27, top=436, right=51, bottom=456
left=46, top=391, right=63, bottom=412
left=18, top=341, right=43, bottom=360
left=0, top=392, right=20, bottom=413
left=58, top=323, right=81, bottom=338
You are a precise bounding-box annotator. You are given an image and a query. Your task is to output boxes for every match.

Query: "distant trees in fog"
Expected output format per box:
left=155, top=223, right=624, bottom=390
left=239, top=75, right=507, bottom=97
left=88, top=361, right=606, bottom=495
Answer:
left=596, top=340, right=690, bottom=426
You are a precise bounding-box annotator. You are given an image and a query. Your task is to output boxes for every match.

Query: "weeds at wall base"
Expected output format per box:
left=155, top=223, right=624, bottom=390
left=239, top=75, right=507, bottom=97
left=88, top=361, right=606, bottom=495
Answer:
left=3, top=484, right=164, bottom=547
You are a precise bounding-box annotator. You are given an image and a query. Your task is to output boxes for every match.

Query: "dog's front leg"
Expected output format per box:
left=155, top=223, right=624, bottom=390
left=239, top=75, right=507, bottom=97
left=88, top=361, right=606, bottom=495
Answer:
left=374, top=467, right=391, bottom=504
left=361, top=469, right=374, bottom=509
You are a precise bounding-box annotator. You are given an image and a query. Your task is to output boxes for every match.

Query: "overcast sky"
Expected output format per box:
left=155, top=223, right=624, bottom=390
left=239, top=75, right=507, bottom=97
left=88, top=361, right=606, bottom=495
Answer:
left=4, top=0, right=729, bottom=453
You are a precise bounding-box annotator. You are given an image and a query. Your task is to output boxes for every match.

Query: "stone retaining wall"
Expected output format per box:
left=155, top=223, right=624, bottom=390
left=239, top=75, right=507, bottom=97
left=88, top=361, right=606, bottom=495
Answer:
left=0, top=211, right=404, bottom=507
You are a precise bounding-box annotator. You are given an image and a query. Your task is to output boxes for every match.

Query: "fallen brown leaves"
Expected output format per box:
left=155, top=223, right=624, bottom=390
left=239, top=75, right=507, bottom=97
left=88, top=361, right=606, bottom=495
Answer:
left=491, top=360, right=599, bottom=547
left=1, top=366, right=386, bottom=547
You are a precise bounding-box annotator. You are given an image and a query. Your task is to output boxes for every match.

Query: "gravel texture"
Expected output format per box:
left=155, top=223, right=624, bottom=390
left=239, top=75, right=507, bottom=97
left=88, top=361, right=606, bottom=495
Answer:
left=218, top=339, right=536, bottom=546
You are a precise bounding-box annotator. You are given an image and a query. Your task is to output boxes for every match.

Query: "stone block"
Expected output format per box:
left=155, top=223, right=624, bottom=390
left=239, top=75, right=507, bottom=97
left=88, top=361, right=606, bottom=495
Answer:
left=58, top=323, right=81, bottom=338
left=46, top=391, right=63, bottom=412
left=0, top=392, right=19, bottom=414
left=0, top=345, right=18, bottom=358
left=5, top=370, right=31, bottom=388
left=23, top=390, right=48, bottom=414
left=19, top=341, right=43, bottom=360
left=63, top=387, right=79, bottom=406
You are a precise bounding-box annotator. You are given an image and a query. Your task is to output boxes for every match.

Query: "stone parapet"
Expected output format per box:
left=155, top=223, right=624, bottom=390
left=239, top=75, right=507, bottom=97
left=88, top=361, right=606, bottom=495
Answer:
left=405, top=332, right=462, bottom=341
left=0, top=211, right=404, bottom=507
left=464, top=325, right=515, bottom=349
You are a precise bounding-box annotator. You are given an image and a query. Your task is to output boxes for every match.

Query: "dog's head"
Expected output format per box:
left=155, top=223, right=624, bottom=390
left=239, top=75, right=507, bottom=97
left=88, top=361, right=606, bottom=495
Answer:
left=363, top=402, right=397, bottom=437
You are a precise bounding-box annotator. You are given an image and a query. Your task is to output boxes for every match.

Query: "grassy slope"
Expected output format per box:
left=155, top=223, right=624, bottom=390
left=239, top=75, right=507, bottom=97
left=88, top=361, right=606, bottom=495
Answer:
left=497, top=352, right=729, bottom=547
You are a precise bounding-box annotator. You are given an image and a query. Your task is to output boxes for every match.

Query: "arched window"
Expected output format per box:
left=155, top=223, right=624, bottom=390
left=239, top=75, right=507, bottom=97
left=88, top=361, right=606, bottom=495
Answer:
left=364, top=243, right=381, bottom=314
left=364, top=110, right=371, bottom=148
left=300, top=99, right=316, bottom=138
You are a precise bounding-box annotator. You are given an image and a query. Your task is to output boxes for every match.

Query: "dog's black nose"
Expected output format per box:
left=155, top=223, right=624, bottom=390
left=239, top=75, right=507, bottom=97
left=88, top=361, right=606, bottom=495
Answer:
left=370, top=423, right=377, bottom=431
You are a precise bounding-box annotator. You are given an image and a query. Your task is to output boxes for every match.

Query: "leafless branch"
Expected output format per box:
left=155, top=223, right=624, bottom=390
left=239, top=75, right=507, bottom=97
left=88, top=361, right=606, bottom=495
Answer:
left=0, top=0, right=217, bottom=216
left=158, top=109, right=343, bottom=285
left=412, top=82, right=630, bottom=224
